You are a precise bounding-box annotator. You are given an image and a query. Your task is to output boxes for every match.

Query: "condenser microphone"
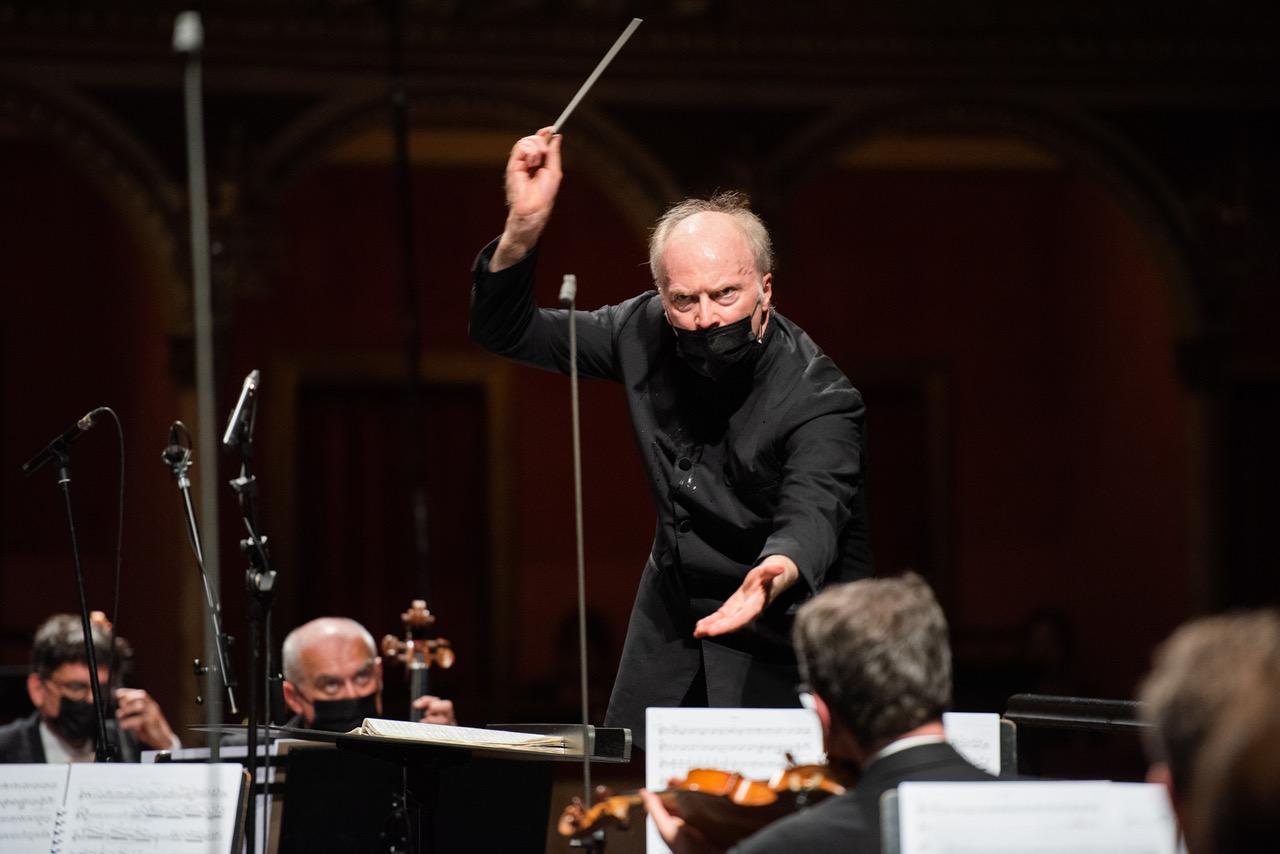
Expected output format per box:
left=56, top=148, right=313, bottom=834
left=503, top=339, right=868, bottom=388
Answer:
left=162, top=422, right=189, bottom=468
left=221, top=369, right=259, bottom=448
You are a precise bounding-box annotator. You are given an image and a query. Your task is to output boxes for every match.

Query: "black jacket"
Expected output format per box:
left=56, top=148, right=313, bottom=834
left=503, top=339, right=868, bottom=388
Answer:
left=471, top=242, right=873, bottom=744
left=733, top=741, right=995, bottom=853
left=0, top=711, right=140, bottom=763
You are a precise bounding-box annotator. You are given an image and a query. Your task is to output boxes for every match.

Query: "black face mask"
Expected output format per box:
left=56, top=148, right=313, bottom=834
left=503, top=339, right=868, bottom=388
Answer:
left=307, top=691, right=379, bottom=733
left=52, top=697, right=103, bottom=743
left=672, top=304, right=767, bottom=381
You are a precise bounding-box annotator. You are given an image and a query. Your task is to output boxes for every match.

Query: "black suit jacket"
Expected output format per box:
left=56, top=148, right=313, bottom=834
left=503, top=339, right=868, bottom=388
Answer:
left=471, top=241, right=873, bottom=746
left=0, top=712, right=140, bottom=763
left=0, top=712, right=44, bottom=763
left=733, top=741, right=994, bottom=853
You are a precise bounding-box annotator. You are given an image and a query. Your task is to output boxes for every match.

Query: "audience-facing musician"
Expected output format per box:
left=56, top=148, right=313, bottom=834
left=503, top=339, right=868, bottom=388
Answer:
left=0, top=614, right=179, bottom=763
left=644, top=572, right=992, bottom=853
left=280, top=616, right=456, bottom=732
left=1136, top=609, right=1280, bottom=840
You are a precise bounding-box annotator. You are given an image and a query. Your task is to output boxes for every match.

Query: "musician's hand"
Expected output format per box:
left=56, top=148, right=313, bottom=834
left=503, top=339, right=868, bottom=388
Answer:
left=693, top=556, right=800, bottom=638
left=114, top=687, right=179, bottom=750
left=640, top=789, right=724, bottom=854
left=492, top=127, right=562, bottom=271
left=413, top=694, right=457, bottom=726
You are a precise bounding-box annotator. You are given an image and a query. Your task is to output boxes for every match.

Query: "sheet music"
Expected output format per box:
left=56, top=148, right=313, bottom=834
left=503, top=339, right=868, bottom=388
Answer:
left=359, top=718, right=565, bottom=748
left=897, top=781, right=1178, bottom=854
left=57, top=763, right=243, bottom=854
left=941, top=712, right=1001, bottom=775
left=0, top=765, right=69, bottom=854
left=645, top=707, right=824, bottom=854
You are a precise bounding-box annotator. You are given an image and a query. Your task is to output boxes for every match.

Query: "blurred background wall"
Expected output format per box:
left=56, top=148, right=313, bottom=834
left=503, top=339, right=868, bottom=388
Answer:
left=1, top=1, right=1278, bottom=779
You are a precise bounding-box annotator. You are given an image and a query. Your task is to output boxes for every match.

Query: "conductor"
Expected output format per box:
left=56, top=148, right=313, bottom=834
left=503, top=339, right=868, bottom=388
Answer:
left=469, top=128, right=872, bottom=746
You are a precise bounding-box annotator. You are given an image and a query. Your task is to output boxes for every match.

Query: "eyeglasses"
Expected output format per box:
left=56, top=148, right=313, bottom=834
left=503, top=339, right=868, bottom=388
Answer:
left=43, top=677, right=107, bottom=703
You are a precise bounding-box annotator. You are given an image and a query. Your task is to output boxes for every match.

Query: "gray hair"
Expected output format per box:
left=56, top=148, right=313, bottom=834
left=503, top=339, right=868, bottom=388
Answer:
left=648, top=191, right=774, bottom=289
left=281, top=617, right=377, bottom=685
left=793, top=572, right=951, bottom=749
left=1137, top=609, right=1280, bottom=798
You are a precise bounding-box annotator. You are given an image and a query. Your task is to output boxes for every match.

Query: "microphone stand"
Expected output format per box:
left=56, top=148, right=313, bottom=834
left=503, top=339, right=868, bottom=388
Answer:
left=163, top=425, right=238, bottom=718
left=21, top=422, right=117, bottom=763
left=226, top=376, right=276, bottom=854
left=561, top=275, right=606, bottom=854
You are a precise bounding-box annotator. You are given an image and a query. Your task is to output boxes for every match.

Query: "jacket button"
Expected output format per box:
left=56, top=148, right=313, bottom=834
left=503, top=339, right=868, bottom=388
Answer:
left=677, top=458, right=692, bottom=471
left=677, top=519, right=691, bottom=534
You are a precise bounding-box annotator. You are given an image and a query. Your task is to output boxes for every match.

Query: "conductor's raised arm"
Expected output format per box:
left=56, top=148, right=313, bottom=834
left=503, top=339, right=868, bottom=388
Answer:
left=491, top=127, right=562, bottom=272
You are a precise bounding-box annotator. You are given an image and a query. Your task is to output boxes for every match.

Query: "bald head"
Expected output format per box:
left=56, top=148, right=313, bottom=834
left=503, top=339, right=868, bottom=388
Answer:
left=282, top=617, right=376, bottom=685
left=648, top=191, right=773, bottom=290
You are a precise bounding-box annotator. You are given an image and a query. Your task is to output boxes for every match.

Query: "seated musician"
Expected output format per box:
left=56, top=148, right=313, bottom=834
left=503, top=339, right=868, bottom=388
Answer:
left=0, top=613, right=180, bottom=763
left=644, top=572, right=992, bottom=853
left=1137, top=609, right=1280, bottom=846
left=280, top=617, right=456, bottom=732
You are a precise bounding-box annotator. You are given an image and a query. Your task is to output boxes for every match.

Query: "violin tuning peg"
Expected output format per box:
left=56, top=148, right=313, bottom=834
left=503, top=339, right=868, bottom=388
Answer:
left=594, top=784, right=615, bottom=800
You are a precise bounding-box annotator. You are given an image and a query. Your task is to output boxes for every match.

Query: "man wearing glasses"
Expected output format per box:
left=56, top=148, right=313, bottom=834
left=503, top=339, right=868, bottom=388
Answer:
left=0, top=613, right=179, bottom=763
left=280, top=617, right=455, bottom=732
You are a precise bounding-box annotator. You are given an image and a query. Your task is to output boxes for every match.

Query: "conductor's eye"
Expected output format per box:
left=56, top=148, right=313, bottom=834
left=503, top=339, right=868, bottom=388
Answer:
left=669, top=293, right=696, bottom=309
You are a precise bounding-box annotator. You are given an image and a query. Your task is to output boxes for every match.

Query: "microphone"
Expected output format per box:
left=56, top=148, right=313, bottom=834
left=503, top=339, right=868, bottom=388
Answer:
left=162, top=422, right=189, bottom=468
left=222, top=369, right=260, bottom=448
left=21, top=408, right=105, bottom=476
left=172, top=11, right=203, bottom=55
left=559, top=273, right=577, bottom=308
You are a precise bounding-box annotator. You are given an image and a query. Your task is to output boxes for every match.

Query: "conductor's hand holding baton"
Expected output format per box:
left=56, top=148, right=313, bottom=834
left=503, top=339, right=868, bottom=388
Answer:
left=492, top=127, right=563, bottom=272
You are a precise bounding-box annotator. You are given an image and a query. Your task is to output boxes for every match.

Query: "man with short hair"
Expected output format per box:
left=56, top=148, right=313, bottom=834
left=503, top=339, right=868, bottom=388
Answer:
left=1136, top=609, right=1280, bottom=834
left=644, top=573, right=991, bottom=853
left=471, top=129, right=873, bottom=743
left=280, top=617, right=455, bottom=731
left=0, top=614, right=179, bottom=763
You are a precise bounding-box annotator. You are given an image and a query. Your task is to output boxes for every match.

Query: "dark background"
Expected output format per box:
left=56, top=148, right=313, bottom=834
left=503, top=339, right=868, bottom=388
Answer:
left=2, top=0, right=1278, bottom=788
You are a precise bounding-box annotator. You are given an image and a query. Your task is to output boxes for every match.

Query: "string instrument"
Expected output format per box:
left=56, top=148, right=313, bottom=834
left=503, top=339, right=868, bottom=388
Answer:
left=558, top=763, right=846, bottom=850
left=380, top=599, right=455, bottom=710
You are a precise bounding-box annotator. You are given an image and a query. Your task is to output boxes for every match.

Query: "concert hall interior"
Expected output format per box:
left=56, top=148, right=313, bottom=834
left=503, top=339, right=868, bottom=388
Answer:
left=1, top=1, right=1278, bottom=851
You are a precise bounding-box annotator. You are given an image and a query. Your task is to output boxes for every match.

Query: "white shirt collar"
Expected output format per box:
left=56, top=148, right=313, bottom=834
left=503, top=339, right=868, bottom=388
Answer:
left=864, top=732, right=947, bottom=769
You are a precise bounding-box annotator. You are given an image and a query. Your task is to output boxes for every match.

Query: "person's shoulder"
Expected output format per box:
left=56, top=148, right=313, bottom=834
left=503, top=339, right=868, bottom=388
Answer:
left=0, top=712, right=41, bottom=762
left=732, top=791, right=869, bottom=854
left=865, top=741, right=997, bottom=791
left=763, top=315, right=862, bottom=420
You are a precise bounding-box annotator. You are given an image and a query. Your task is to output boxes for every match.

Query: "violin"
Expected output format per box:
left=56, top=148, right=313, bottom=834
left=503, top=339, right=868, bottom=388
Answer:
left=558, top=763, right=846, bottom=849
left=380, top=599, right=455, bottom=710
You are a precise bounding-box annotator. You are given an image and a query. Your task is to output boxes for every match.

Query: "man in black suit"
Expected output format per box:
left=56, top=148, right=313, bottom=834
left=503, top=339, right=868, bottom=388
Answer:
left=472, top=129, right=873, bottom=747
left=0, top=614, right=179, bottom=763
left=645, top=572, right=992, bottom=853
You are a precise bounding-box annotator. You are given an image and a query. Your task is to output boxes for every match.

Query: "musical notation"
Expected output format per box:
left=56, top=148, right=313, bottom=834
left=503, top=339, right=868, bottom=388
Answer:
left=644, top=708, right=826, bottom=854
left=57, top=765, right=243, bottom=854
left=0, top=762, right=245, bottom=854
left=0, top=767, right=68, bottom=854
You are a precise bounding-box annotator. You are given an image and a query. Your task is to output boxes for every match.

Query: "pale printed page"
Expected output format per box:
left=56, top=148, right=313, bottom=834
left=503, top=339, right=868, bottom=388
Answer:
left=644, top=707, right=824, bottom=854
left=359, top=718, right=564, bottom=748
left=941, top=712, right=1001, bottom=775
left=0, top=764, right=69, bottom=854
left=59, top=762, right=243, bottom=854
left=897, top=781, right=1178, bottom=854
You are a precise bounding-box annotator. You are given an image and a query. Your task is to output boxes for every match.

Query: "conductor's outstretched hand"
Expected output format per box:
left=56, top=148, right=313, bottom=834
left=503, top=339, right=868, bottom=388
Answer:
left=693, top=555, right=800, bottom=638
left=492, top=127, right=562, bottom=271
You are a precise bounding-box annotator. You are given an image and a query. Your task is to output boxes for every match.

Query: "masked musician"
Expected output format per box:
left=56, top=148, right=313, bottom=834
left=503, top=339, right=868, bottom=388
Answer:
left=469, top=128, right=873, bottom=746
left=645, top=573, right=992, bottom=853
left=0, top=613, right=179, bottom=763
left=280, top=617, right=455, bottom=732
